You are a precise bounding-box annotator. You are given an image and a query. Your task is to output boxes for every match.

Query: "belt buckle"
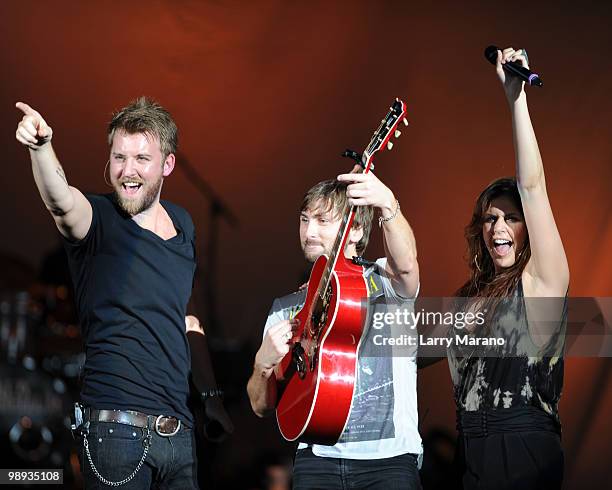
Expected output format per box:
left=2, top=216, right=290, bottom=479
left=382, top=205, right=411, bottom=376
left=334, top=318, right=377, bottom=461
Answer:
left=154, top=415, right=180, bottom=437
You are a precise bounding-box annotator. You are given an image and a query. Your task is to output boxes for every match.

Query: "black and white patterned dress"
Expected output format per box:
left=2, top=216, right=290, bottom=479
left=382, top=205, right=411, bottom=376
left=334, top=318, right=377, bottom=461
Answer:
left=447, top=280, right=567, bottom=490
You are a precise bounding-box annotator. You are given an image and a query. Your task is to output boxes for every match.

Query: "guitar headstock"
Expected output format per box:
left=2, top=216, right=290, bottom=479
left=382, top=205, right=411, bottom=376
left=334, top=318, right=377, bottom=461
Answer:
left=362, top=98, right=408, bottom=170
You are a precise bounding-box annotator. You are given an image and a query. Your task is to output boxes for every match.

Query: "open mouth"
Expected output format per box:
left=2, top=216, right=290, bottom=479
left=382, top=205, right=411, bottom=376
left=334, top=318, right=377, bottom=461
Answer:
left=121, top=182, right=143, bottom=196
left=492, top=238, right=513, bottom=257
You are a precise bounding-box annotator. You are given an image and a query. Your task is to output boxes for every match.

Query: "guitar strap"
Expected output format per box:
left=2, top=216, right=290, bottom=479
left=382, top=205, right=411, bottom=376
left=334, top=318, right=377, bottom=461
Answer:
left=366, top=273, right=384, bottom=298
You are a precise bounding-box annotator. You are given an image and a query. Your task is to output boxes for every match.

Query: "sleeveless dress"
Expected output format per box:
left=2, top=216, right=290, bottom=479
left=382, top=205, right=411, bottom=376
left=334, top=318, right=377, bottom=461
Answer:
left=447, top=280, right=566, bottom=490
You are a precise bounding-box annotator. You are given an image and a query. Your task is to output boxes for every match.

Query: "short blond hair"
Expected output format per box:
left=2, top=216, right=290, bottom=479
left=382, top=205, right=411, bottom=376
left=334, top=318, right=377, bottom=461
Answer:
left=108, top=97, right=178, bottom=159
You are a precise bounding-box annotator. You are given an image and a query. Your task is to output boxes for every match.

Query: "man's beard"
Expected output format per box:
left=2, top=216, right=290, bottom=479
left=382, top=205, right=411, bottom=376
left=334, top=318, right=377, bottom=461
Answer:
left=302, top=241, right=331, bottom=264
left=113, top=176, right=163, bottom=216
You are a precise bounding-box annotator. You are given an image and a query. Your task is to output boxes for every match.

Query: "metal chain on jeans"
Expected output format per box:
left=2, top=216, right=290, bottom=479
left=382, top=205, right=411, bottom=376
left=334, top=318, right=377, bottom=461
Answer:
left=83, top=428, right=152, bottom=487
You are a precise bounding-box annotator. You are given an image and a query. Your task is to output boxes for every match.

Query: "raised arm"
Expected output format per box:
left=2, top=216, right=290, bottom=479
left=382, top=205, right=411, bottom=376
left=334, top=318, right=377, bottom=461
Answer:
left=497, top=49, right=569, bottom=296
left=338, top=168, right=419, bottom=298
left=15, top=102, right=92, bottom=241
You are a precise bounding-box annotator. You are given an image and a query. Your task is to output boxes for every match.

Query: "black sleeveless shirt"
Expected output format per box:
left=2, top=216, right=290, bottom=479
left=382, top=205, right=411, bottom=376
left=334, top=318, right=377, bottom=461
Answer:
left=447, top=280, right=567, bottom=426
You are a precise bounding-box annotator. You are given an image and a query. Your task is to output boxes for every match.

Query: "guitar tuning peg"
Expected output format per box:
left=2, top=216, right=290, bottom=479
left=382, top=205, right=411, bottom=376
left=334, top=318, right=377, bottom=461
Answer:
left=402, top=117, right=409, bottom=126
left=394, top=130, right=401, bottom=138
left=387, top=141, right=394, bottom=150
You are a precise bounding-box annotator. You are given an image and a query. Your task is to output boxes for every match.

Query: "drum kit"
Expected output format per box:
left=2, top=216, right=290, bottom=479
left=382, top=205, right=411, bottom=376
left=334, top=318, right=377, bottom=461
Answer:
left=0, top=253, right=82, bottom=483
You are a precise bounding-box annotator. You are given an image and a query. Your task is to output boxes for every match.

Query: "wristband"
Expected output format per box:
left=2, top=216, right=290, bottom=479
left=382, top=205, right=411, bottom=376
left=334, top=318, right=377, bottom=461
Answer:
left=378, top=199, right=400, bottom=227
left=200, top=388, right=224, bottom=403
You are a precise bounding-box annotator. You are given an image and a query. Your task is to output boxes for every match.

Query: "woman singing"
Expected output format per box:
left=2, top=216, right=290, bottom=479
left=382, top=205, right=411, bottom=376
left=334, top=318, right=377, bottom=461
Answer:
left=448, top=47, right=569, bottom=490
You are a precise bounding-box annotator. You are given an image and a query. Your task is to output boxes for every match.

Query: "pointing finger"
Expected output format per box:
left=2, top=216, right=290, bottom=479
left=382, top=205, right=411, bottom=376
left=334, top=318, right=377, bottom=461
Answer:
left=16, top=102, right=40, bottom=118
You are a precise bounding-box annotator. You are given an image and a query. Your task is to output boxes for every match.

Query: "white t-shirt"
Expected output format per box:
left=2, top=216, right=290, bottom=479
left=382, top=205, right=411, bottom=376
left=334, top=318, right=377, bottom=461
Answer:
left=262, top=258, right=422, bottom=460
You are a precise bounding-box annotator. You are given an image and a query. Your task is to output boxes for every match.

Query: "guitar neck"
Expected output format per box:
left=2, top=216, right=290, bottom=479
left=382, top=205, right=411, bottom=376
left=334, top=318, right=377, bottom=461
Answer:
left=317, top=158, right=373, bottom=299
left=315, top=98, right=406, bottom=301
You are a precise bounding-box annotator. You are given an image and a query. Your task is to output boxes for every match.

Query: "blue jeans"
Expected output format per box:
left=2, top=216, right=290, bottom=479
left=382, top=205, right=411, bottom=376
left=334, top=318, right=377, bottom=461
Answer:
left=293, top=448, right=422, bottom=490
left=78, top=421, right=198, bottom=489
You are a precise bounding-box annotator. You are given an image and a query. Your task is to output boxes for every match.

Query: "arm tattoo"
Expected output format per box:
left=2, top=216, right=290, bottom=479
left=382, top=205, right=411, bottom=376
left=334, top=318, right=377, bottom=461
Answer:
left=55, top=166, right=68, bottom=185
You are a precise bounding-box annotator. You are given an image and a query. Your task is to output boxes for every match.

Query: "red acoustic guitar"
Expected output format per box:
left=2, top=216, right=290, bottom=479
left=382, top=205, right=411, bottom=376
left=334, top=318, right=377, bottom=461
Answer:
left=276, top=99, right=408, bottom=445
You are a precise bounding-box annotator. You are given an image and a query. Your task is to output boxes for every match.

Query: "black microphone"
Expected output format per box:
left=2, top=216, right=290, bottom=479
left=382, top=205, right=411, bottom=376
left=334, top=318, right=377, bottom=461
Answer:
left=484, top=45, right=543, bottom=87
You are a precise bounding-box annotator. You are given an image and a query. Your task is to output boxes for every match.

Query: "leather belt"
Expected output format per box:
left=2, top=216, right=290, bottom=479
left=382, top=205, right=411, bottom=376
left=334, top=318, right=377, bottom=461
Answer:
left=88, top=408, right=182, bottom=437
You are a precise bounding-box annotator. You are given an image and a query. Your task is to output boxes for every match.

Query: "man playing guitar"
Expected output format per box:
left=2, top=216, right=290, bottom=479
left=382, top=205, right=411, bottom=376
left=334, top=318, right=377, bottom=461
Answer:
left=247, top=166, right=423, bottom=489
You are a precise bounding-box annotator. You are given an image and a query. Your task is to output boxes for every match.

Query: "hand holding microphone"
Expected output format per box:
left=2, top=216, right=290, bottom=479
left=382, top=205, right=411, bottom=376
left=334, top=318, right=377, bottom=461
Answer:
left=484, top=45, right=543, bottom=88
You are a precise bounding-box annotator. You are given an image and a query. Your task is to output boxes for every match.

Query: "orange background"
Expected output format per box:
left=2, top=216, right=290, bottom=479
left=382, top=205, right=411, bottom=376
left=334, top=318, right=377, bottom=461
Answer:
left=1, top=2, right=610, bottom=488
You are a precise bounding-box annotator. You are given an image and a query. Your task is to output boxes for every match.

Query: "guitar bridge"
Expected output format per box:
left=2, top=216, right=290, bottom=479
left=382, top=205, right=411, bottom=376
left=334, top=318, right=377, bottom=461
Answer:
left=309, top=286, right=332, bottom=337
left=292, top=342, right=307, bottom=379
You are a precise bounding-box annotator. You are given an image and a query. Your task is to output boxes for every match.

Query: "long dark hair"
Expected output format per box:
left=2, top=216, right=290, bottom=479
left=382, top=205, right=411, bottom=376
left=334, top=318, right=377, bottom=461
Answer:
left=456, top=177, right=531, bottom=299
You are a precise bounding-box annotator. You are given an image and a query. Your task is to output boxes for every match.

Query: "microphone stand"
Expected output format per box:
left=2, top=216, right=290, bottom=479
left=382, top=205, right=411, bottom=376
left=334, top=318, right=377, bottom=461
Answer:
left=177, top=154, right=239, bottom=335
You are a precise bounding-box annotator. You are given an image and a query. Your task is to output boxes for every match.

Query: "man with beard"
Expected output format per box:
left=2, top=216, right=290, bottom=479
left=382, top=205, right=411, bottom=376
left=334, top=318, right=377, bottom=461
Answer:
left=15, top=98, right=231, bottom=488
left=247, top=175, right=423, bottom=489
